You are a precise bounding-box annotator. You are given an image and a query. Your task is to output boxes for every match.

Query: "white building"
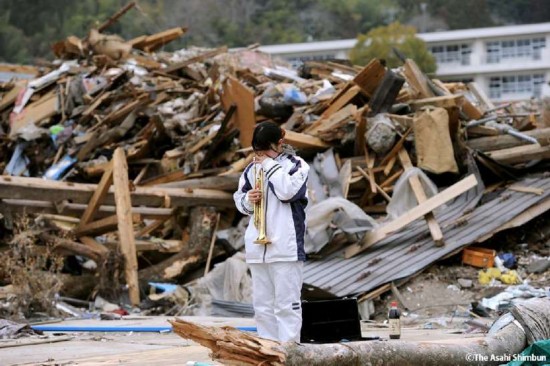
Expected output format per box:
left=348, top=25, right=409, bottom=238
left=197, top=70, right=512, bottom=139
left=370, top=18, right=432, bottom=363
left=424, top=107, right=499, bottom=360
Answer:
left=258, top=23, right=550, bottom=102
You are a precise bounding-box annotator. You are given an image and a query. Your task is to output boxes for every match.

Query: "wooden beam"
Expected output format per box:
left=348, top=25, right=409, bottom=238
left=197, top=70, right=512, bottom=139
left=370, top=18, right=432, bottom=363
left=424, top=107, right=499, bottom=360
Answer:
left=137, top=216, right=170, bottom=237
left=320, top=85, right=360, bottom=119
left=10, top=92, right=59, bottom=137
left=78, top=162, right=113, bottom=227
left=467, top=82, right=495, bottom=112
left=0, top=176, right=234, bottom=208
left=508, top=185, right=544, bottom=195
left=402, top=59, right=434, bottom=99
left=113, top=148, right=140, bottom=305
left=409, top=94, right=464, bottom=111
left=139, top=170, right=186, bottom=186
left=157, top=174, right=239, bottom=191
left=0, top=199, right=173, bottom=220
left=308, top=104, right=356, bottom=136
left=0, top=80, right=26, bottom=111
left=345, top=174, right=478, bottom=258
left=486, top=144, right=550, bottom=165
left=75, top=214, right=139, bottom=237
left=398, top=148, right=444, bottom=246
left=129, top=26, right=187, bottom=52
left=379, top=127, right=412, bottom=167
left=103, top=239, right=185, bottom=253
left=74, top=215, right=118, bottom=236
left=97, top=2, right=136, bottom=32
left=204, top=213, right=221, bottom=276
left=283, top=130, right=330, bottom=150
left=79, top=236, right=109, bottom=256
left=357, top=166, right=391, bottom=201
left=466, top=128, right=550, bottom=152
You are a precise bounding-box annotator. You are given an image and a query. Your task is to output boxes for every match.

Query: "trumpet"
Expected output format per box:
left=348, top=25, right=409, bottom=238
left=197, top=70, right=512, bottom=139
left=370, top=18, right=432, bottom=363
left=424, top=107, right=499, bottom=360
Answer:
left=253, top=159, right=271, bottom=245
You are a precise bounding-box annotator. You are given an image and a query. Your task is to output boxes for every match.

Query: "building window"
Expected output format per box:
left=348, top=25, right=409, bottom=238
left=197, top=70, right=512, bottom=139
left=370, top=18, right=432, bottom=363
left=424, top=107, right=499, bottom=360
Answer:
left=486, top=42, right=500, bottom=63
left=430, top=44, right=471, bottom=65
left=485, top=37, right=547, bottom=63
left=489, top=77, right=501, bottom=99
left=489, top=74, right=546, bottom=99
left=534, top=74, right=545, bottom=96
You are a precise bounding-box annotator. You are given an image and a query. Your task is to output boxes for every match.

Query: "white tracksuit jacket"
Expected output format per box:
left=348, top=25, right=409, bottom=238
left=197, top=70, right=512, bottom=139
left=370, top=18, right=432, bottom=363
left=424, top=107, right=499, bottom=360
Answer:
left=234, top=152, right=309, bottom=263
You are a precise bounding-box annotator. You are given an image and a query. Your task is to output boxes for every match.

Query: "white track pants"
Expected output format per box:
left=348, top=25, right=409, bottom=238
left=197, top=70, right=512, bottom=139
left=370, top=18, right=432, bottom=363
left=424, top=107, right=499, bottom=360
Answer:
left=249, top=261, right=303, bottom=342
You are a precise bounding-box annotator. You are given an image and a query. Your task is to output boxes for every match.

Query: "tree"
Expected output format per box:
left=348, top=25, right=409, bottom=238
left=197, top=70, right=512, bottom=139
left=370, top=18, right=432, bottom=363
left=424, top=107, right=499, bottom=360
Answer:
left=349, top=22, right=436, bottom=73
left=0, top=12, right=29, bottom=63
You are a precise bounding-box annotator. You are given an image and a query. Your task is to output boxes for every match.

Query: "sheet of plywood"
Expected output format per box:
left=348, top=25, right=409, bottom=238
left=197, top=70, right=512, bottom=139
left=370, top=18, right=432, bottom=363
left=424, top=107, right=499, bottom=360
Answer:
left=221, top=75, right=256, bottom=148
left=9, top=92, right=59, bottom=137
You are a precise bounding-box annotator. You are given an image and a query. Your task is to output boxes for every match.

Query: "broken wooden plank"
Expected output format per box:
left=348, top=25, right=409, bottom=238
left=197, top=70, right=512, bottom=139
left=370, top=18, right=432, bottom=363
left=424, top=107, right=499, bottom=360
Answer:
left=98, top=94, right=149, bottom=127
left=0, top=80, right=26, bottom=111
left=97, top=2, right=136, bottom=32
left=9, top=92, right=59, bottom=137
left=79, top=236, right=110, bottom=256
left=137, top=217, right=171, bottom=237
left=466, top=128, right=550, bottom=152
left=467, top=82, right=495, bottom=113
left=221, top=76, right=256, bottom=148
left=379, top=127, right=412, bottom=167
left=284, top=130, right=330, bottom=150
left=364, top=147, right=376, bottom=194
left=409, top=94, right=464, bottom=111
left=0, top=199, right=173, bottom=220
left=103, top=239, right=185, bottom=253
left=486, top=144, right=550, bottom=165
left=357, top=166, right=391, bottom=201
left=345, top=174, right=478, bottom=258
left=320, top=85, right=360, bottom=120
left=112, top=147, right=140, bottom=306
left=139, top=170, right=186, bottom=186
left=352, top=58, right=386, bottom=97
left=78, top=162, right=113, bottom=227
left=0, top=176, right=235, bottom=208
left=204, top=213, right=221, bottom=276
left=129, top=27, right=187, bottom=52
left=157, top=174, right=240, bottom=191
left=308, top=104, right=356, bottom=136
left=508, top=185, right=545, bottom=196
left=398, top=148, right=444, bottom=246
left=75, top=214, right=140, bottom=237
left=402, top=59, right=434, bottom=99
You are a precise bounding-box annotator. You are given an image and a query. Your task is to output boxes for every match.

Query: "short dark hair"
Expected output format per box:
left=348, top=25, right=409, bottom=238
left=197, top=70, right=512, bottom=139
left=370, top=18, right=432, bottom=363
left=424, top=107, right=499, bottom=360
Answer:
left=251, top=121, right=283, bottom=151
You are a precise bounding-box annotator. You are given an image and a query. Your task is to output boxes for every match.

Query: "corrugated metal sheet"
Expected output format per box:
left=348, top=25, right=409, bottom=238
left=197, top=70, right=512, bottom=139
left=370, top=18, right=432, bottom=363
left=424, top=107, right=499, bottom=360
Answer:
left=304, top=175, right=550, bottom=298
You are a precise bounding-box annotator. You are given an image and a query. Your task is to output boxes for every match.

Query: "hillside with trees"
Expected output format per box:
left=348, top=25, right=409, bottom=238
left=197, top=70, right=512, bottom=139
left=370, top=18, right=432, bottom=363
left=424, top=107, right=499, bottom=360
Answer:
left=0, top=0, right=549, bottom=63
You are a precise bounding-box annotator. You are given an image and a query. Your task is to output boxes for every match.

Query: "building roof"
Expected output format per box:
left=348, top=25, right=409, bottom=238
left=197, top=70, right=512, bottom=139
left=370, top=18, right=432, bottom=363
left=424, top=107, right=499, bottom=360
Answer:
left=258, top=22, right=550, bottom=55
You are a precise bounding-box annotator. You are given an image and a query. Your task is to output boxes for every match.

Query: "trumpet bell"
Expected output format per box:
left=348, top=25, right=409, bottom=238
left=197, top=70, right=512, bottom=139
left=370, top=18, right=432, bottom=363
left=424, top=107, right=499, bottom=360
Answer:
left=254, top=238, right=272, bottom=245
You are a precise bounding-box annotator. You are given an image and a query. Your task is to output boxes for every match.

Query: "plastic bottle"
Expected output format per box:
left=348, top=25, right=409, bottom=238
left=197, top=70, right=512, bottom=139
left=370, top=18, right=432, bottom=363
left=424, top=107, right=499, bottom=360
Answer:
left=388, top=301, right=401, bottom=339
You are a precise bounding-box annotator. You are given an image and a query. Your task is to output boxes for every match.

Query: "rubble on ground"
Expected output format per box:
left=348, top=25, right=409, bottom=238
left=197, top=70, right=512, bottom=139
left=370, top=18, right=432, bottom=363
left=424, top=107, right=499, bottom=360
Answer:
left=0, top=11, right=549, bottom=327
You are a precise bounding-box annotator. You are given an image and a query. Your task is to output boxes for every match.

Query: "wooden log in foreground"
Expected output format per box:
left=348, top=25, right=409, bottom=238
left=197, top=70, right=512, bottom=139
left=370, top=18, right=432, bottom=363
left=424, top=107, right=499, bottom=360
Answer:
left=169, top=298, right=550, bottom=366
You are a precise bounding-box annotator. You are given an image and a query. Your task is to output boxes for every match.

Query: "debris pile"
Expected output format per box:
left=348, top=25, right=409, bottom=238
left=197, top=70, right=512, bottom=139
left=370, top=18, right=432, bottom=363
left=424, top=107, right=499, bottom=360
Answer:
left=0, top=9, right=549, bottom=319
